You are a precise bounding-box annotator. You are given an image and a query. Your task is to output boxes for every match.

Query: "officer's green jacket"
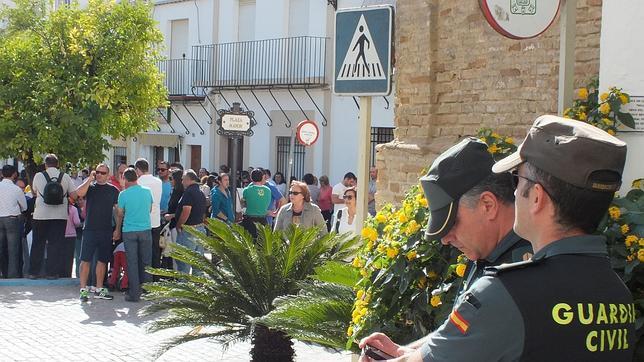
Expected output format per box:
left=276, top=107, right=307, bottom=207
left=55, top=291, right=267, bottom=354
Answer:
left=420, top=235, right=636, bottom=362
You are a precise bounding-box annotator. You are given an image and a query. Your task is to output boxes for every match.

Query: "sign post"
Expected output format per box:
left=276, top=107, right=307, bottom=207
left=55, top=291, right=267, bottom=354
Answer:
left=334, top=6, right=393, bottom=232
left=216, top=102, right=256, bottom=213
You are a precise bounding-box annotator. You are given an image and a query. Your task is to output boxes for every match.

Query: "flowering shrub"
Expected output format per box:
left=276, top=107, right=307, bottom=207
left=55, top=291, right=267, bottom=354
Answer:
left=346, top=130, right=518, bottom=346
left=563, top=78, right=635, bottom=135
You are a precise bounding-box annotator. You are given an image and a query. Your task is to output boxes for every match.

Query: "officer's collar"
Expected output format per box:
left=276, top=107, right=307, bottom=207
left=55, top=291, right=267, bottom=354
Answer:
left=483, top=230, right=522, bottom=263
left=532, top=234, right=608, bottom=261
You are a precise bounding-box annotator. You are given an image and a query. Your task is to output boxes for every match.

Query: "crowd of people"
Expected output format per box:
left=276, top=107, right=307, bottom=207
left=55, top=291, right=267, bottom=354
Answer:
left=0, top=154, right=378, bottom=303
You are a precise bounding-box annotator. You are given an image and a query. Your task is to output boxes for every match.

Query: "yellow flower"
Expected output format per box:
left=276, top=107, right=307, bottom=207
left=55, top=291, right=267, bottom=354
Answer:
left=639, top=238, right=644, bottom=247
left=627, top=254, right=635, bottom=262
left=625, top=235, right=638, bottom=247
left=405, top=220, right=421, bottom=235
left=480, top=137, right=487, bottom=144
left=638, top=249, right=644, bottom=263
left=352, top=257, right=364, bottom=268
left=578, top=112, right=587, bottom=121
left=599, top=102, right=611, bottom=115
left=361, top=227, right=378, bottom=242
left=578, top=88, right=588, bottom=100
left=427, top=271, right=439, bottom=280
left=607, top=129, right=616, bottom=136
left=505, top=137, right=514, bottom=144
left=430, top=295, right=442, bottom=308
left=620, top=94, right=629, bottom=105
left=375, top=213, right=387, bottom=224
left=346, top=325, right=354, bottom=337
left=419, top=197, right=428, bottom=208
left=417, top=276, right=427, bottom=289
left=633, top=179, right=642, bottom=189
left=360, top=268, right=369, bottom=277
left=406, top=250, right=418, bottom=261
left=455, top=263, right=467, bottom=278
left=398, top=213, right=409, bottom=223
left=356, top=289, right=365, bottom=300
left=386, top=247, right=399, bottom=259
left=608, top=206, right=621, bottom=220
left=621, top=224, right=629, bottom=235
left=383, top=224, right=394, bottom=234
left=601, top=118, right=612, bottom=126
left=600, top=92, right=609, bottom=102
left=377, top=243, right=386, bottom=253
left=487, top=144, right=499, bottom=154
left=366, top=240, right=374, bottom=250
left=491, top=132, right=501, bottom=139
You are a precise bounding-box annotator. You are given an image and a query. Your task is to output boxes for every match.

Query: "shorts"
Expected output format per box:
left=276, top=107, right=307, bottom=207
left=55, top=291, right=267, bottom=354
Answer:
left=80, top=229, right=113, bottom=263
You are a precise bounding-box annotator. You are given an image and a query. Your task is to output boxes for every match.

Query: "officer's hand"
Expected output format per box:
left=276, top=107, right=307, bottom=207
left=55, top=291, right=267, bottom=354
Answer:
left=358, top=333, right=405, bottom=359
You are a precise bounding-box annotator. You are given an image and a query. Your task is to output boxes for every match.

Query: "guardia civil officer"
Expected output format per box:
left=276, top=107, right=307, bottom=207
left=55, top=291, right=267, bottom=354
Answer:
left=359, top=115, right=635, bottom=361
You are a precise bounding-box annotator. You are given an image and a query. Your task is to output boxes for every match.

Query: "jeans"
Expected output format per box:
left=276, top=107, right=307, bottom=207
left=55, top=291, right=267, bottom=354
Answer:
left=0, top=216, right=21, bottom=278
left=123, top=230, right=152, bottom=300
left=151, top=225, right=163, bottom=281
left=175, top=226, right=205, bottom=276
left=30, top=219, right=66, bottom=277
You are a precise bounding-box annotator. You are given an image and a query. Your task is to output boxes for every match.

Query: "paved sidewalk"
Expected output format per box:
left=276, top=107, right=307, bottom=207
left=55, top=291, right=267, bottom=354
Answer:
left=0, top=284, right=351, bottom=361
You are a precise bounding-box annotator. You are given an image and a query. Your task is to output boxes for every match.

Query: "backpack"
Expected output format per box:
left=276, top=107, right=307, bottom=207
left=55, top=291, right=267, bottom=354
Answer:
left=41, top=171, right=65, bottom=205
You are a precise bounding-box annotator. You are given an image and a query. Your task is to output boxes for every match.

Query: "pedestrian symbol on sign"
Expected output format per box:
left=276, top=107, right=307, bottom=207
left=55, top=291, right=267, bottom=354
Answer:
left=336, top=15, right=385, bottom=81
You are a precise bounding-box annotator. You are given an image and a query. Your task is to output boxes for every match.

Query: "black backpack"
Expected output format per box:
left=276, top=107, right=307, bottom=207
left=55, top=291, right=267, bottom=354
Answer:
left=41, top=171, right=65, bottom=205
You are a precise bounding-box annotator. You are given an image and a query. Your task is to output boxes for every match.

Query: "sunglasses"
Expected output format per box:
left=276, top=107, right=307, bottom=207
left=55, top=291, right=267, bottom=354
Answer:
left=510, top=170, right=556, bottom=201
left=288, top=191, right=302, bottom=196
left=95, top=171, right=108, bottom=175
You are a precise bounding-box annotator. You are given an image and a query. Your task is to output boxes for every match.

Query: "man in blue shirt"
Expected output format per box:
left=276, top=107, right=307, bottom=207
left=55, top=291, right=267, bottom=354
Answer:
left=113, top=168, right=153, bottom=302
left=158, top=161, right=171, bottom=214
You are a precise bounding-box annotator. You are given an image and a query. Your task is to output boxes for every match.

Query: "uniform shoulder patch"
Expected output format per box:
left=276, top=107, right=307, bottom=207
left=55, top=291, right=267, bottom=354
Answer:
left=449, top=310, right=470, bottom=335
left=484, top=259, right=537, bottom=277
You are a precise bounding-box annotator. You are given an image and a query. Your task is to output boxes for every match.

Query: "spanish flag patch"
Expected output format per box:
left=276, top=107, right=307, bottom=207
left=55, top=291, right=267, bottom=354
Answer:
left=449, top=310, right=470, bottom=334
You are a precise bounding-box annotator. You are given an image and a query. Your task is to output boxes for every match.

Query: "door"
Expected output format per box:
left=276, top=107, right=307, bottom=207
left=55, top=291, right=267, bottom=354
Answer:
left=190, top=145, right=202, bottom=172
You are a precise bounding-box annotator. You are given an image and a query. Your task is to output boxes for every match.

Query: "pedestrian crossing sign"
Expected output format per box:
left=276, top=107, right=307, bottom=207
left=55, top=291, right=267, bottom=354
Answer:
left=334, top=6, right=393, bottom=96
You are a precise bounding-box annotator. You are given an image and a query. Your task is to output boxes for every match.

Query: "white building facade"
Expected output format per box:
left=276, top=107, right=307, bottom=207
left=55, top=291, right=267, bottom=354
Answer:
left=104, top=0, right=395, bottom=184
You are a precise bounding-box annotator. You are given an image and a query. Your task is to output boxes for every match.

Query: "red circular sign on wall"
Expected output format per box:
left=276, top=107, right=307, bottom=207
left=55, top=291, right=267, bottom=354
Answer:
left=296, top=120, right=320, bottom=146
left=480, top=0, right=561, bottom=40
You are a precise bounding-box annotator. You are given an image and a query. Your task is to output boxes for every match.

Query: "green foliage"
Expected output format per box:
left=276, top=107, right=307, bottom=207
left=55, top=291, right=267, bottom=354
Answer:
left=141, top=220, right=360, bottom=358
left=0, top=0, right=166, bottom=168
left=259, top=262, right=361, bottom=351
left=563, top=77, right=635, bottom=134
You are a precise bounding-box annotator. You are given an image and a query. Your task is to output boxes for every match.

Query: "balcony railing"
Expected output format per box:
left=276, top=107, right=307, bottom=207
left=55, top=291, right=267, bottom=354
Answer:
left=158, top=58, right=206, bottom=96
left=191, top=36, right=328, bottom=89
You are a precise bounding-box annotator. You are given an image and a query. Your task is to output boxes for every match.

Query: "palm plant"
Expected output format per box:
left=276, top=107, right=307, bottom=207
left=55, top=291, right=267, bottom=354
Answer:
left=141, top=219, right=360, bottom=361
left=259, top=261, right=360, bottom=351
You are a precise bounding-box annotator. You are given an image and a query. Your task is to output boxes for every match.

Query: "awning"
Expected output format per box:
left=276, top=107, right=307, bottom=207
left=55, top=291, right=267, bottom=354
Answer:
left=138, top=133, right=181, bottom=147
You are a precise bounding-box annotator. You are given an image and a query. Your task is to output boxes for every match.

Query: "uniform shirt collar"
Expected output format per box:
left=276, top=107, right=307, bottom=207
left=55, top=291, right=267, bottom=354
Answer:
left=484, top=230, right=523, bottom=263
left=532, top=234, right=608, bottom=261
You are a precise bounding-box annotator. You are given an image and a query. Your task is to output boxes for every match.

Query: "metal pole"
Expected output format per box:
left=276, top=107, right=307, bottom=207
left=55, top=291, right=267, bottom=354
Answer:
left=558, top=0, right=576, bottom=115
left=230, top=136, right=241, bottom=213
left=356, top=96, right=372, bottom=233
left=285, top=130, right=296, bottom=185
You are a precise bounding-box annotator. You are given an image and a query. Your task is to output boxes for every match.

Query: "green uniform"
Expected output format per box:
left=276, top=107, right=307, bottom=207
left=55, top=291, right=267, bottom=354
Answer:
left=242, top=184, right=271, bottom=217
left=420, top=235, right=636, bottom=361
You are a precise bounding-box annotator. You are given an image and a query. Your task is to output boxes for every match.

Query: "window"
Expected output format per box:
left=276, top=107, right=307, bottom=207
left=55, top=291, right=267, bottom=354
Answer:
left=113, top=147, right=127, bottom=172
left=276, top=136, right=306, bottom=180
left=370, top=127, right=394, bottom=166
left=168, top=147, right=180, bottom=165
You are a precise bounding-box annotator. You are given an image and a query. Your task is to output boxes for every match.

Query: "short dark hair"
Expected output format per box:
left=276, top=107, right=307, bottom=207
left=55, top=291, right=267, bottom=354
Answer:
left=523, top=162, right=617, bottom=234
left=344, top=172, right=357, bottom=181
left=461, top=173, right=515, bottom=207
left=123, top=168, right=138, bottom=182
left=2, top=165, right=17, bottom=178
left=184, top=169, right=200, bottom=182
left=170, top=162, right=184, bottom=171
left=158, top=161, right=169, bottom=168
left=251, top=169, right=264, bottom=182
left=171, top=169, right=184, bottom=192
left=263, top=168, right=272, bottom=177
left=220, top=164, right=230, bottom=173
left=303, top=173, right=315, bottom=185
left=44, top=154, right=59, bottom=167
left=134, top=158, right=149, bottom=173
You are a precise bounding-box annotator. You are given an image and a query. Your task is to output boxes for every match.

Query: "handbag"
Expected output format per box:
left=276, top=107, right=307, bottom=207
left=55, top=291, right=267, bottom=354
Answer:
left=159, top=223, right=172, bottom=252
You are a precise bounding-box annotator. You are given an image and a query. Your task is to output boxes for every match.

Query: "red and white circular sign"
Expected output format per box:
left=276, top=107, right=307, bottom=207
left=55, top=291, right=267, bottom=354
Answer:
left=296, top=120, right=320, bottom=146
left=480, top=0, right=561, bottom=40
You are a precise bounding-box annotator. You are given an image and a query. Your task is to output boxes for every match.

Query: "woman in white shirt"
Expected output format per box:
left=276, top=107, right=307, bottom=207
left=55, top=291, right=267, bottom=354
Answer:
left=331, top=187, right=357, bottom=235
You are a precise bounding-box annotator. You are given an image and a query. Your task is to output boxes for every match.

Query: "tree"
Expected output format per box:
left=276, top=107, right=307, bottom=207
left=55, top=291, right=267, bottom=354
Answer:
left=142, top=220, right=360, bottom=361
left=0, top=0, right=166, bottom=181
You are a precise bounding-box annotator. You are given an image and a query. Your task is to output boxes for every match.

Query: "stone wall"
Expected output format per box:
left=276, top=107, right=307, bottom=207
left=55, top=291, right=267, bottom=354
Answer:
left=376, top=0, right=603, bottom=205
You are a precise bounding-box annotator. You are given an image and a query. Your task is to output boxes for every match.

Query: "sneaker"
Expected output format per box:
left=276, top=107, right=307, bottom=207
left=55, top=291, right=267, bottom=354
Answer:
left=79, top=288, right=89, bottom=302
left=88, top=286, right=97, bottom=293
left=94, top=288, right=114, bottom=300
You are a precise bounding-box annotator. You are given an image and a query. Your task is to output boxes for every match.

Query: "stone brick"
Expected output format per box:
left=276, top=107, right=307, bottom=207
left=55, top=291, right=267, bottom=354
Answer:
left=376, top=0, right=602, bottom=207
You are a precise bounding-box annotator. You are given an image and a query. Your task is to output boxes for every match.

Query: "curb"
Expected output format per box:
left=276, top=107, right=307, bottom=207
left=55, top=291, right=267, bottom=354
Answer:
left=0, top=278, right=79, bottom=287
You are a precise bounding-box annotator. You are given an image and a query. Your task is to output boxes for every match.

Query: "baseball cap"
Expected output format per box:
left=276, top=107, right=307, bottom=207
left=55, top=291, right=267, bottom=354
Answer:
left=492, top=115, right=627, bottom=192
left=420, top=137, right=494, bottom=241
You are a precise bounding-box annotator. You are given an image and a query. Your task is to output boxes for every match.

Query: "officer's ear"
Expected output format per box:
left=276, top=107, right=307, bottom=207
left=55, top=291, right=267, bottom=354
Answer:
left=478, top=191, right=499, bottom=219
